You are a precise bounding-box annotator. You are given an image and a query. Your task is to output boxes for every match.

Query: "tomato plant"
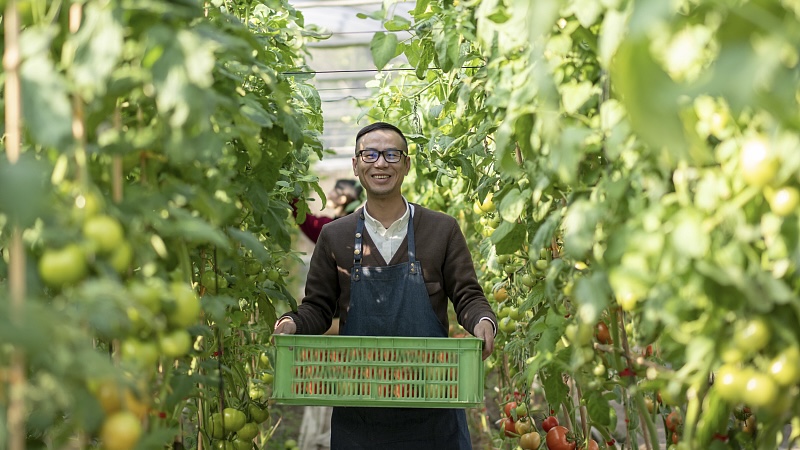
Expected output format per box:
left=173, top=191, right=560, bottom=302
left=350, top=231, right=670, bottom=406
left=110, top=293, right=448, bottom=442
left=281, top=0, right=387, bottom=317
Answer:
left=357, top=0, right=800, bottom=447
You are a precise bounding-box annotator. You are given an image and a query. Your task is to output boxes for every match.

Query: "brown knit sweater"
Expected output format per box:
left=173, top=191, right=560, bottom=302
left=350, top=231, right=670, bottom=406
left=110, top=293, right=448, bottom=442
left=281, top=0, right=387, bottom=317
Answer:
left=282, top=204, right=496, bottom=336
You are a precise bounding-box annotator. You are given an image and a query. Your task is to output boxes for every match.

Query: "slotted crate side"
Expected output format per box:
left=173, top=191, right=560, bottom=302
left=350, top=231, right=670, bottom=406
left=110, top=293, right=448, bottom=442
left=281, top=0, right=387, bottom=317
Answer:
left=272, top=335, right=484, bottom=408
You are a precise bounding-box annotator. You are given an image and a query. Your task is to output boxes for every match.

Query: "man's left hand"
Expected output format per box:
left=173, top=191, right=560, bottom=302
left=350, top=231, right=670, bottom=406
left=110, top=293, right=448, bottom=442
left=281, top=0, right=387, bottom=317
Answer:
left=473, top=320, right=495, bottom=360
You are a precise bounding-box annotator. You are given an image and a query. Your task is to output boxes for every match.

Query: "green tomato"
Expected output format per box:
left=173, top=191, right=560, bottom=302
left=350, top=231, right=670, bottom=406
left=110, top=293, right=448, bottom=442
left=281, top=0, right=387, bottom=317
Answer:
left=739, top=138, right=778, bottom=187
left=499, top=317, right=516, bottom=334
left=267, top=269, right=281, bottom=282
left=769, top=347, right=800, bottom=386
left=120, top=339, right=160, bottom=368
left=38, top=244, right=88, bottom=288
left=742, top=371, right=778, bottom=409
left=159, top=330, right=192, bottom=358
left=232, top=438, right=253, bottom=450
left=130, top=279, right=164, bottom=314
left=208, top=413, right=225, bottom=439
left=734, top=318, right=771, bottom=355
left=166, top=282, right=201, bottom=328
left=109, top=241, right=133, bottom=275
left=247, top=403, right=270, bottom=424
left=201, top=271, right=228, bottom=294
left=222, top=408, right=246, bottom=433
left=714, top=364, right=747, bottom=403
left=236, top=422, right=259, bottom=441
left=83, top=214, right=125, bottom=254
left=212, top=441, right=234, bottom=450
left=520, top=274, right=536, bottom=288
left=767, top=187, right=799, bottom=217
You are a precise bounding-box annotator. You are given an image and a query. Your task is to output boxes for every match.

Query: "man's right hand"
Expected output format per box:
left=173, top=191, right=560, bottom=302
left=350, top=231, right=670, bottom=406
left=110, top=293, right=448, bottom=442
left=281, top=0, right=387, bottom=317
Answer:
left=274, top=317, right=297, bottom=335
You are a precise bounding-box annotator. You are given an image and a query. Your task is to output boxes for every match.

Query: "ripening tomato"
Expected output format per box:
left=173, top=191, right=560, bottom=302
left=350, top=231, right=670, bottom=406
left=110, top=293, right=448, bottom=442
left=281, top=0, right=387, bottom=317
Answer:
left=585, top=439, right=600, bottom=450
left=595, top=322, right=611, bottom=345
left=546, top=426, right=575, bottom=450
left=542, top=415, right=559, bottom=432
left=515, top=417, right=533, bottom=435
left=519, top=432, right=541, bottom=449
left=100, top=411, right=142, bottom=450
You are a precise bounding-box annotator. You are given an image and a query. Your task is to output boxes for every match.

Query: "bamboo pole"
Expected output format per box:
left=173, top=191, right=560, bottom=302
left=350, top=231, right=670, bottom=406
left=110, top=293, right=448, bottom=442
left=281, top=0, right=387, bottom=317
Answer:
left=4, top=1, right=26, bottom=450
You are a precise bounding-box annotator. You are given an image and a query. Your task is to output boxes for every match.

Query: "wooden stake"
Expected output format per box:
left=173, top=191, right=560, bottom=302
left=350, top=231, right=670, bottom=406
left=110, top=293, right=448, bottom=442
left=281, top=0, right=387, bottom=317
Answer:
left=4, top=1, right=26, bottom=450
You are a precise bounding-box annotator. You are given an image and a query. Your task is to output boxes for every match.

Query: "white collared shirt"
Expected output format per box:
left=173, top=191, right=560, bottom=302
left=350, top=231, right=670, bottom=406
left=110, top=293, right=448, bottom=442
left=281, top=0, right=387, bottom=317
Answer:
left=362, top=199, right=415, bottom=263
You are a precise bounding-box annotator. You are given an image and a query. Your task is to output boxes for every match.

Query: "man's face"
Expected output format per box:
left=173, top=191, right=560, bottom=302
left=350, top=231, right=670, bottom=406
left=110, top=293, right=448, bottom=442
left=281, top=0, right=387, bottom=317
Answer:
left=352, top=129, right=410, bottom=200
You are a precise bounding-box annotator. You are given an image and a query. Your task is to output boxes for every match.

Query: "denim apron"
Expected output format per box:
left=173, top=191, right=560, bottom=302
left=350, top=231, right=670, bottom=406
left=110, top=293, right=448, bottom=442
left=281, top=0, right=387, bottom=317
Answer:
left=330, top=209, right=472, bottom=450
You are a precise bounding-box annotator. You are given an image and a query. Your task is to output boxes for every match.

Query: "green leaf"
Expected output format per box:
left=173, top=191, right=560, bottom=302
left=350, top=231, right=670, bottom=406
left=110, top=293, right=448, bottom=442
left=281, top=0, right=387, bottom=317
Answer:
left=598, top=8, right=629, bottom=68
left=498, top=188, right=528, bottom=222
left=490, top=220, right=527, bottom=255
left=585, top=389, right=612, bottom=427
left=571, top=0, right=604, bottom=28
left=0, top=155, right=50, bottom=228
left=560, top=80, right=596, bottom=114
left=162, top=209, right=230, bottom=249
left=384, top=16, right=411, bottom=31
left=227, top=228, right=270, bottom=262
left=530, top=211, right=561, bottom=259
left=20, top=52, right=73, bottom=147
left=563, top=198, right=600, bottom=260
left=370, top=32, right=399, bottom=70
left=541, top=364, right=570, bottom=410
left=68, top=4, right=124, bottom=99
left=670, top=211, right=708, bottom=259
left=611, top=38, right=687, bottom=158
left=574, top=272, right=611, bottom=325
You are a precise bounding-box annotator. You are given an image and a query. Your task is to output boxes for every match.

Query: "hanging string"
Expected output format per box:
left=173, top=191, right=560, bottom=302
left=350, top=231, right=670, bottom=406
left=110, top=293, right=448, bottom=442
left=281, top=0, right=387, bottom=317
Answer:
left=282, top=66, right=483, bottom=75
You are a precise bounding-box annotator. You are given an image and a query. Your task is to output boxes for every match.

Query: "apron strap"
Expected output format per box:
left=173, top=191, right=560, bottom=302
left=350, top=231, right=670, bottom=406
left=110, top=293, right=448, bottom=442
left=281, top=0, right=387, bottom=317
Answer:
left=352, top=210, right=365, bottom=282
left=406, top=209, right=418, bottom=275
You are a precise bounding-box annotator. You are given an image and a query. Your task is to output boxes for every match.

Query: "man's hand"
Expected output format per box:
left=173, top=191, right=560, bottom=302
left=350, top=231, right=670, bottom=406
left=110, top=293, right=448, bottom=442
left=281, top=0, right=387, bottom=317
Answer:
left=274, top=317, right=297, bottom=335
left=473, top=320, right=495, bottom=360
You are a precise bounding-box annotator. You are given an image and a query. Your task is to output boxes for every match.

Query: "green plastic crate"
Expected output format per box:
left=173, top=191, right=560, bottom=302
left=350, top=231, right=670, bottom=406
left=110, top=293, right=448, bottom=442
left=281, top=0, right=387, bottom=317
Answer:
left=272, top=335, right=485, bottom=408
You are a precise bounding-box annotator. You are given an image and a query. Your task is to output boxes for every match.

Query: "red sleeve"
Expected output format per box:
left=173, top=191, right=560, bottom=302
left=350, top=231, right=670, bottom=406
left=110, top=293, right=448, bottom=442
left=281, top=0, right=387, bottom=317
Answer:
left=291, top=198, right=333, bottom=244
left=299, top=214, right=333, bottom=243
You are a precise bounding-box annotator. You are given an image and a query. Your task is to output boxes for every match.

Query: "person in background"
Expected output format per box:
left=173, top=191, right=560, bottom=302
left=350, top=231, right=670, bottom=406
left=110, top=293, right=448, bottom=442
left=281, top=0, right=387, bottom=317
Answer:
left=293, top=179, right=363, bottom=244
left=275, top=122, right=496, bottom=450
left=292, top=179, right=363, bottom=450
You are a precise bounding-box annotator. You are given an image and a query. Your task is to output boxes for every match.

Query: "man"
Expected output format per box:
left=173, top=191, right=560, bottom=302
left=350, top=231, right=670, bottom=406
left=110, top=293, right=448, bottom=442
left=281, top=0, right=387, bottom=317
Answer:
left=274, top=122, right=496, bottom=449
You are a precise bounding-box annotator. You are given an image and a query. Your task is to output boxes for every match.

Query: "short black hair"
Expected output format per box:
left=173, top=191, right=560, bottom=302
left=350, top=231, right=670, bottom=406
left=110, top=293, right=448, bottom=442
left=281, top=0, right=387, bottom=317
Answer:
left=333, top=179, right=363, bottom=203
left=355, top=122, right=408, bottom=153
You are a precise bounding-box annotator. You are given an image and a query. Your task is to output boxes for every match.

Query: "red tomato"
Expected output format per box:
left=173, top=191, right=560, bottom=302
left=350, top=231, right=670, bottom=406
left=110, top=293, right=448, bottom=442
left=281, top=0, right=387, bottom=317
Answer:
left=546, top=426, right=575, bottom=450
left=502, top=418, right=517, bottom=437
left=595, top=322, right=611, bottom=345
left=542, top=415, right=559, bottom=432
left=504, top=401, right=518, bottom=418
left=666, top=411, right=682, bottom=432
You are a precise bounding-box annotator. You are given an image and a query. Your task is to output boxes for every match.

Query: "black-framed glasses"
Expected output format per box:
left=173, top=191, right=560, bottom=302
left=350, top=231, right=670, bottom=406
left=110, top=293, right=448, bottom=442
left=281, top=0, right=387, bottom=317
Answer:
left=357, top=149, right=406, bottom=163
